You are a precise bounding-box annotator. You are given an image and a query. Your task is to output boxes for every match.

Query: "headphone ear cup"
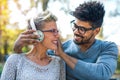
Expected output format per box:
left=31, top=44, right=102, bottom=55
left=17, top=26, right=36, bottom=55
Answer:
left=36, top=30, right=44, bottom=42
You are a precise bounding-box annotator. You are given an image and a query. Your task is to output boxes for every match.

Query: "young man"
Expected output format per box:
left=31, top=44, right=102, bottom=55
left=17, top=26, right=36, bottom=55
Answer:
left=13, top=1, right=118, bottom=80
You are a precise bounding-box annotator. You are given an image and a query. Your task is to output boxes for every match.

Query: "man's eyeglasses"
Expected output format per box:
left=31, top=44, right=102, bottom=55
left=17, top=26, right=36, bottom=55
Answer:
left=42, top=29, right=59, bottom=35
left=70, top=20, right=94, bottom=35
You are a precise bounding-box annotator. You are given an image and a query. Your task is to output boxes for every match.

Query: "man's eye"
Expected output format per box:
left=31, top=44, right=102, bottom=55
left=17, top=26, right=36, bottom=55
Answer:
left=80, top=28, right=85, bottom=31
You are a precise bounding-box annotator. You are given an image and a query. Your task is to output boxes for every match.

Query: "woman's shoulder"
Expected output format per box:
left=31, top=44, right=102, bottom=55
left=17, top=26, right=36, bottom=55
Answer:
left=51, top=55, right=61, bottom=61
left=6, top=53, right=25, bottom=63
left=51, top=56, right=64, bottom=64
left=9, top=53, right=24, bottom=58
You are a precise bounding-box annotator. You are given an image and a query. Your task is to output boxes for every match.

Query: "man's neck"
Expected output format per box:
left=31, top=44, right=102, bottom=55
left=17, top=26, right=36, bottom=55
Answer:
left=79, top=39, right=96, bottom=52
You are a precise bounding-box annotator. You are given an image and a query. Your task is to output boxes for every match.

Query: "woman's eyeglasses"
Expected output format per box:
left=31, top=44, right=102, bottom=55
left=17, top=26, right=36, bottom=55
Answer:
left=70, top=20, right=94, bottom=35
left=42, top=29, right=59, bottom=35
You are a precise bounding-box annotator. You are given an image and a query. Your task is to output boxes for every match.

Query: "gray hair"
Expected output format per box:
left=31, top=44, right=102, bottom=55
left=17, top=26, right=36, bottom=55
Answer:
left=34, top=11, right=57, bottom=30
left=28, top=11, right=57, bottom=30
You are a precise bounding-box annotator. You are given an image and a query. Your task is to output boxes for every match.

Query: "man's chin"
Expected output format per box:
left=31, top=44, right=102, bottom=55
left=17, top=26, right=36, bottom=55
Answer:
left=73, top=39, right=83, bottom=45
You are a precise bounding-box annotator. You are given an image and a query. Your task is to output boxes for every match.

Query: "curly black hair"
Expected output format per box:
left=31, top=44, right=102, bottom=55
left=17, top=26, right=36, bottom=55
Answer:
left=73, top=1, right=105, bottom=28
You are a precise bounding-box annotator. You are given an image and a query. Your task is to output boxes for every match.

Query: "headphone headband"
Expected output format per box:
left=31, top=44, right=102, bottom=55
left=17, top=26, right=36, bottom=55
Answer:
left=30, top=18, right=36, bottom=30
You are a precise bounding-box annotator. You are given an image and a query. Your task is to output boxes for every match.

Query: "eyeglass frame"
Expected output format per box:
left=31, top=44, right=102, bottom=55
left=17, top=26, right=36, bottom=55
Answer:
left=41, top=29, right=59, bottom=35
left=70, top=20, right=95, bottom=34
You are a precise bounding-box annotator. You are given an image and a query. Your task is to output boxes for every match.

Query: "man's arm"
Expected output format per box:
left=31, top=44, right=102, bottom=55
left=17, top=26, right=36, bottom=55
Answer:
left=56, top=41, right=118, bottom=80
left=55, top=40, right=77, bottom=69
left=13, top=30, right=39, bottom=53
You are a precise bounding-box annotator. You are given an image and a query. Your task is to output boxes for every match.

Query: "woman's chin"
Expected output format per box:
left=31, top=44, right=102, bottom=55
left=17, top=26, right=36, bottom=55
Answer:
left=50, top=46, right=57, bottom=50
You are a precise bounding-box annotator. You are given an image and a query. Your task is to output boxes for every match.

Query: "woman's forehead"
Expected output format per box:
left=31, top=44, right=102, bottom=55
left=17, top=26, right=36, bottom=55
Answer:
left=43, top=21, right=57, bottom=29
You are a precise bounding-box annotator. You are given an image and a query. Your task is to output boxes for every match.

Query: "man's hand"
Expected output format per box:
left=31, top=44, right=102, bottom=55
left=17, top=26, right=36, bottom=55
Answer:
left=55, top=39, right=77, bottom=69
left=13, top=29, right=40, bottom=53
left=55, top=39, right=64, bottom=56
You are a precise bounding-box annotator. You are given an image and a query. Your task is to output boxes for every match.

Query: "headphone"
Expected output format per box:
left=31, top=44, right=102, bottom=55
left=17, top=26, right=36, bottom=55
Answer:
left=30, top=18, right=44, bottom=42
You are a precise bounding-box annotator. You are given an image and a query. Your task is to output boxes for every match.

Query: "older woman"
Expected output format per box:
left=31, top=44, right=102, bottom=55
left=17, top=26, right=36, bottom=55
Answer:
left=0, top=11, right=65, bottom=80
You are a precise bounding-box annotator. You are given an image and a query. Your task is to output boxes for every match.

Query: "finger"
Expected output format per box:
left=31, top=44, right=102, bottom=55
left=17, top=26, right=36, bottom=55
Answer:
left=21, top=30, right=36, bottom=35
left=21, top=39, right=39, bottom=45
left=57, top=38, right=62, bottom=47
left=21, top=34, right=39, bottom=39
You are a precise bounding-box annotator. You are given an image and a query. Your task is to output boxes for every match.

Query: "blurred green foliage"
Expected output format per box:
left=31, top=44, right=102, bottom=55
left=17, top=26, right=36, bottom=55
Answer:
left=0, top=63, right=3, bottom=75
left=116, top=55, right=120, bottom=74
left=0, top=0, right=25, bottom=62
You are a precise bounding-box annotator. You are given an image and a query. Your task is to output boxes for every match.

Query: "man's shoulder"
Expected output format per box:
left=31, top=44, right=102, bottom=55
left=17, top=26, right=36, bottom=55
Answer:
left=47, top=50, right=54, bottom=55
left=96, top=39, right=117, bottom=47
left=62, top=39, right=73, bottom=47
left=63, top=39, right=73, bottom=44
left=99, top=40, right=117, bottom=48
left=96, top=39, right=118, bottom=55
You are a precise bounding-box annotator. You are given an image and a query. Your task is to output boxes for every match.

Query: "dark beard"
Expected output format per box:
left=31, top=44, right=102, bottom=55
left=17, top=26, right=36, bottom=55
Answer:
left=73, top=39, right=88, bottom=45
left=73, top=33, right=94, bottom=45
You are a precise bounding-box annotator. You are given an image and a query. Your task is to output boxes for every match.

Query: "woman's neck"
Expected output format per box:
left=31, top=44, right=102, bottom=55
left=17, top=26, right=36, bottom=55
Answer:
left=29, top=45, right=48, bottom=59
left=26, top=45, right=52, bottom=66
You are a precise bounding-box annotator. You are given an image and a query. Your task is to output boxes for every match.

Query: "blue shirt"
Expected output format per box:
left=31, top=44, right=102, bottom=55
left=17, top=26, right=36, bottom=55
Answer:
left=48, top=39, right=118, bottom=80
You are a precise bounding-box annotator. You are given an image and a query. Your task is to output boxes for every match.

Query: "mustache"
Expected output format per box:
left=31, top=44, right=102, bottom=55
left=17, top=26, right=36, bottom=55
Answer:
left=74, top=34, right=84, bottom=38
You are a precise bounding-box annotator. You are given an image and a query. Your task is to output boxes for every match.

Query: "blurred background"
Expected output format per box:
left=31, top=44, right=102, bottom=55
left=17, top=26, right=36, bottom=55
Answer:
left=0, top=0, right=120, bottom=79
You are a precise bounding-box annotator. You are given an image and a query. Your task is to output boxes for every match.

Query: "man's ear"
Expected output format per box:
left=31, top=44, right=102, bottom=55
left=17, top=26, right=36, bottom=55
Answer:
left=94, top=27, right=100, bottom=35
